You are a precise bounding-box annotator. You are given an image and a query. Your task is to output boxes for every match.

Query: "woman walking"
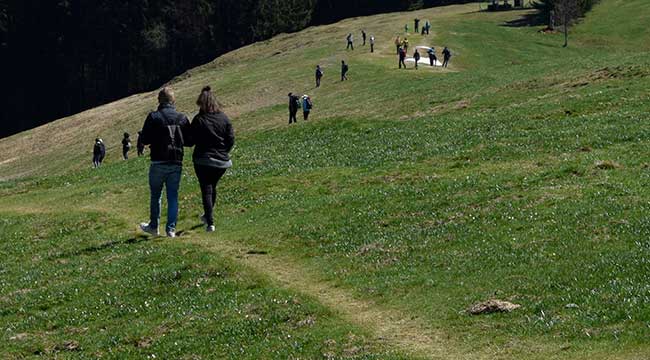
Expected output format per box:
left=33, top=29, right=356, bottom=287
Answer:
left=190, top=86, right=235, bottom=232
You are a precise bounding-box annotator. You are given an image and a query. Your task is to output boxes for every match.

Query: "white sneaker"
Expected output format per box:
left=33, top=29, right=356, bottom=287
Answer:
left=200, top=214, right=207, bottom=225
left=166, top=230, right=176, bottom=238
left=206, top=225, right=215, bottom=232
left=140, top=223, right=159, bottom=236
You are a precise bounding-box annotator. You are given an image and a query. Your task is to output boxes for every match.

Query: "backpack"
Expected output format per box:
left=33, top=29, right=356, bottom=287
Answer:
left=158, top=112, right=185, bottom=162
left=165, top=124, right=184, bottom=161
left=292, top=96, right=301, bottom=109
left=343, top=64, right=349, bottom=72
left=306, top=98, right=313, bottom=110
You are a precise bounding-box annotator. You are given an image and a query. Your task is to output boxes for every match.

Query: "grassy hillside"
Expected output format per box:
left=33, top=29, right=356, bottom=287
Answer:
left=2, top=1, right=650, bottom=358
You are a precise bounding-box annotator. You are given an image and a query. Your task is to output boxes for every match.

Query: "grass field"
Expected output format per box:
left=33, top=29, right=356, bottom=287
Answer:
left=1, top=1, right=650, bottom=358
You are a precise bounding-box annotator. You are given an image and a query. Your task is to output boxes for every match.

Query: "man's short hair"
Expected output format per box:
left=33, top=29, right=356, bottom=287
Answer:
left=158, top=87, right=175, bottom=105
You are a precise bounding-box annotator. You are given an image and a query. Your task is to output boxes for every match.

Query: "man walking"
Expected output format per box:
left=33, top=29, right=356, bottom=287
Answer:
left=315, top=65, right=323, bottom=87
left=137, top=130, right=145, bottom=156
left=122, top=132, right=131, bottom=160
left=398, top=47, right=407, bottom=69
left=413, top=49, right=421, bottom=69
left=362, top=30, right=367, bottom=46
left=346, top=33, right=354, bottom=50
left=139, top=87, right=191, bottom=238
left=341, top=60, right=349, bottom=81
left=370, top=35, right=375, bottom=53
left=92, top=138, right=105, bottom=168
left=427, top=47, right=437, bottom=67
left=442, top=47, right=452, bottom=68
left=288, top=92, right=299, bottom=124
left=414, top=18, right=420, bottom=33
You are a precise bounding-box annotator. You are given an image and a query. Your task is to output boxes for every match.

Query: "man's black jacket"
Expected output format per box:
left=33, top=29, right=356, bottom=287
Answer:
left=140, top=103, right=191, bottom=164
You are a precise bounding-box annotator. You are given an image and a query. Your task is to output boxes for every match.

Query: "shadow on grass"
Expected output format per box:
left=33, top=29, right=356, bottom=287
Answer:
left=501, top=11, right=545, bottom=28
left=53, top=235, right=150, bottom=259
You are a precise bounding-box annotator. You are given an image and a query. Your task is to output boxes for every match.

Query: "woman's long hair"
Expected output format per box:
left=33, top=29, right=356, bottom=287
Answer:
left=196, top=86, right=219, bottom=113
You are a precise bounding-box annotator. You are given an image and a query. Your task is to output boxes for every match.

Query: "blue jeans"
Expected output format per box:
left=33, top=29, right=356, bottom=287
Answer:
left=149, top=163, right=182, bottom=233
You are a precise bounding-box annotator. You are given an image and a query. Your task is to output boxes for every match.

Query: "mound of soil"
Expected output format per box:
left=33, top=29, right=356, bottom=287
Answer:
left=468, top=299, right=521, bottom=315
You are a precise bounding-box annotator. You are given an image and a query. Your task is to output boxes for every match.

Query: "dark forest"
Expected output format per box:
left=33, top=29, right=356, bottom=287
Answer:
left=0, top=0, right=476, bottom=138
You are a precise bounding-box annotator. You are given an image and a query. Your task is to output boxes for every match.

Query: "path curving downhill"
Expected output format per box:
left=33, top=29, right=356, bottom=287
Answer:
left=186, top=235, right=470, bottom=360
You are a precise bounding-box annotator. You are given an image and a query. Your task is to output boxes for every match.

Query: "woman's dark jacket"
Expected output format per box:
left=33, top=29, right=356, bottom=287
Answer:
left=190, top=111, right=234, bottom=164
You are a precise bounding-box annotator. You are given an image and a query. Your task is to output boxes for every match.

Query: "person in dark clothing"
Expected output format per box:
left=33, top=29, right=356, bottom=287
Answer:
left=138, top=86, right=191, bottom=238
left=122, top=132, right=131, bottom=160
left=302, top=95, right=313, bottom=120
left=92, top=138, right=105, bottom=168
left=398, top=47, right=407, bottom=69
left=288, top=92, right=300, bottom=124
left=190, top=86, right=234, bottom=233
left=413, top=49, right=421, bottom=69
left=341, top=60, right=349, bottom=81
left=361, top=30, right=366, bottom=46
left=137, top=130, right=145, bottom=156
left=414, top=18, right=420, bottom=33
left=346, top=33, right=354, bottom=50
left=315, top=65, right=323, bottom=87
left=370, top=35, right=375, bottom=53
left=428, top=47, right=437, bottom=67
left=442, top=47, right=452, bottom=68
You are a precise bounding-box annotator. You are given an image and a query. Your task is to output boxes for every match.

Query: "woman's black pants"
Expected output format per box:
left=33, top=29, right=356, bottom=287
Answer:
left=194, top=165, right=227, bottom=226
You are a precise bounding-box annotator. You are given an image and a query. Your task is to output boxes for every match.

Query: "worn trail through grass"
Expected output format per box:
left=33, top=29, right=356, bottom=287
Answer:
left=187, top=235, right=458, bottom=360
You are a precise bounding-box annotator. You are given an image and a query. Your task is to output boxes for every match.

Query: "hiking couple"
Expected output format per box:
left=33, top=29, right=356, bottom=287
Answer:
left=288, top=92, right=313, bottom=123
left=139, top=86, right=234, bottom=237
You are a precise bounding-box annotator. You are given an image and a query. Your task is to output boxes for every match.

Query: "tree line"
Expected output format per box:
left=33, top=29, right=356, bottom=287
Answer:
left=0, top=0, right=479, bottom=138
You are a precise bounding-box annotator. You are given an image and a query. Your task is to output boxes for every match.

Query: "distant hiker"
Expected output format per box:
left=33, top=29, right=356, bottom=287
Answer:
left=395, top=36, right=401, bottom=54
left=137, top=130, right=145, bottom=156
left=138, top=86, right=191, bottom=238
left=414, top=18, right=420, bottom=33
left=442, top=47, right=452, bottom=68
left=402, top=38, right=409, bottom=53
left=315, top=65, right=323, bottom=87
left=370, top=35, right=375, bottom=53
left=288, top=92, right=300, bottom=124
left=425, top=20, right=431, bottom=35
left=122, top=132, right=131, bottom=160
left=398, top=47, right=407, bottom=69
left=190, top=86, right=234, bottom=233
left=413, top=49, right=421, bottom=69
left=341, top=60, right=349, bottom=81
left=362, top=30, right=367, bottom=46
left=92, top=138, right=105, bottom=168
left=302, top=95, right=313, bottom=120
left=346, top=33, right=354, bottom=50
left=427, top=47, right=437, bottom=66
left=404, top=24, right=409, bottom=33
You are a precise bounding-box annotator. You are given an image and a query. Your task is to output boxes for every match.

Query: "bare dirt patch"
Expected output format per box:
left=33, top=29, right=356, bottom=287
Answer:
left=468, top=299, right=521, bottom=315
